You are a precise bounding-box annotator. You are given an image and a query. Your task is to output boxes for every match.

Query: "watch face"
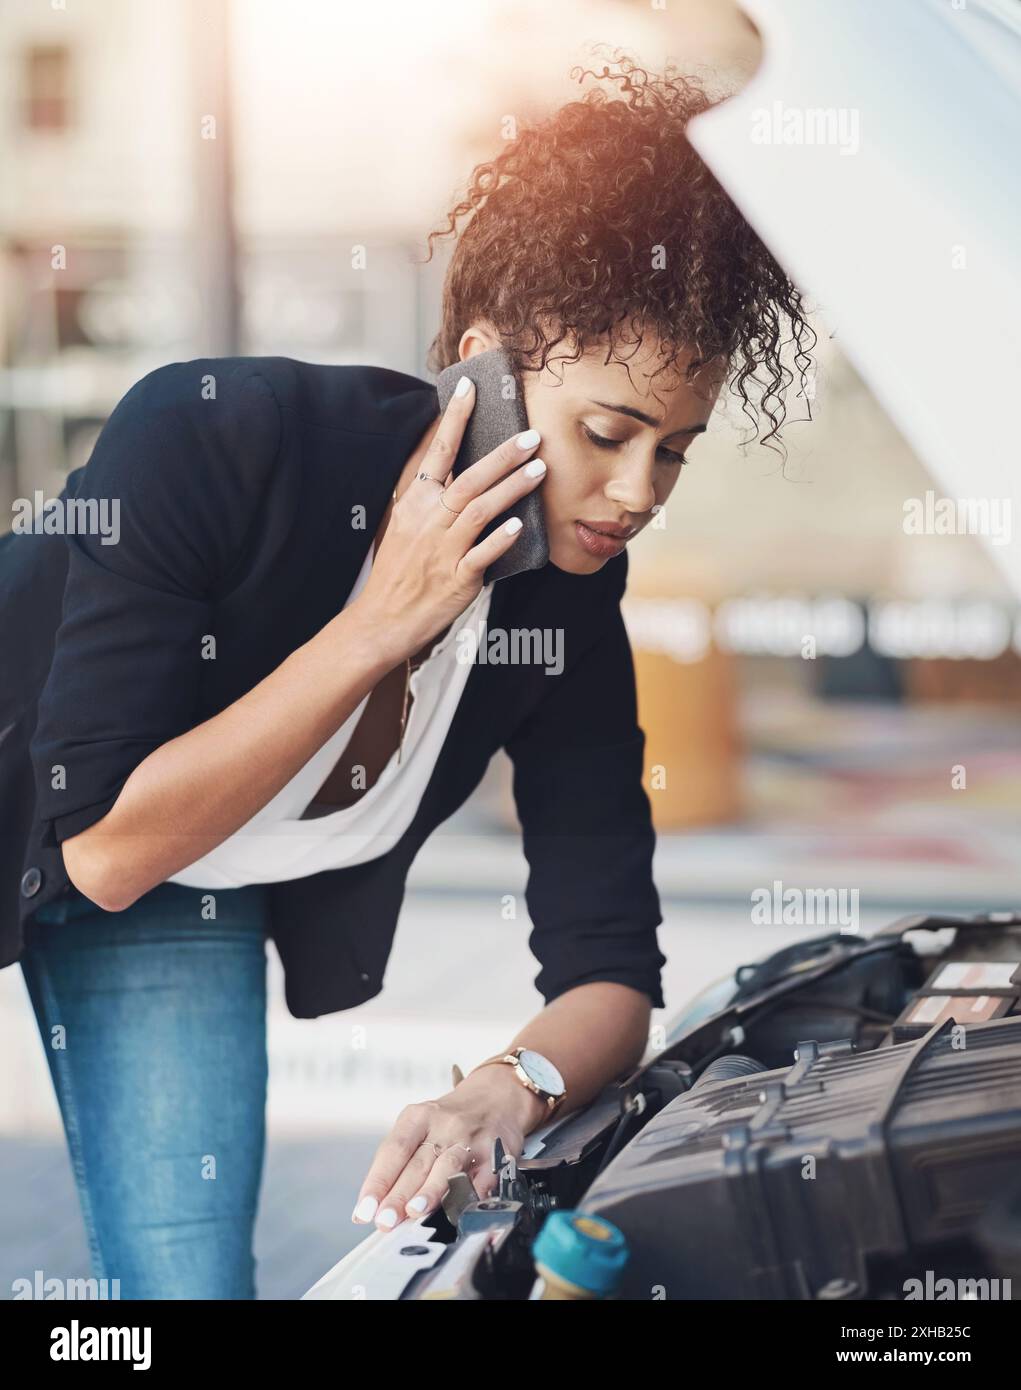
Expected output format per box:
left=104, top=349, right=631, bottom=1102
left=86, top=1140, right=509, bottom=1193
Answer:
left=517, top=1048, right=565, bottom=1096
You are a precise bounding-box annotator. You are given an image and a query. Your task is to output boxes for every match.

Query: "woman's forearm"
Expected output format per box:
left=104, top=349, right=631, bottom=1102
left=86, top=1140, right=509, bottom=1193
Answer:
left=486, top=982, right=653, bottom=1133
left=60, top=597, right=396, bottom=912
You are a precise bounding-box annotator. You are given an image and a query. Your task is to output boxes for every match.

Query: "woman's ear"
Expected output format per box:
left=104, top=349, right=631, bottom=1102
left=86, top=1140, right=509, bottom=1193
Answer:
left=457, top=322, right=500, bottom=361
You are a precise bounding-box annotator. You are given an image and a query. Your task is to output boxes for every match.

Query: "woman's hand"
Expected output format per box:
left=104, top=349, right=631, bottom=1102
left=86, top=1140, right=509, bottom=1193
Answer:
left=350, top=1061, right=550, bottom=1231
left=350, top=376, right=547, bottom=665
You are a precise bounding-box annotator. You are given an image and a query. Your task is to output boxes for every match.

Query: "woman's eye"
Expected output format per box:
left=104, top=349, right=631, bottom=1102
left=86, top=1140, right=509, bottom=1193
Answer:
left=657, top=445, right=689, bottom=467
left=582, top=424, right=624, bottom=450
left=582, top=424, right=687, bottom=467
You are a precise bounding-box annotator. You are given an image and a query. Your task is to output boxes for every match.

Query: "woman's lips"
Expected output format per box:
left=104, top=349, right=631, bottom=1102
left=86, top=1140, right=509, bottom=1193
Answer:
left=574, top=520, right=631, bottom=558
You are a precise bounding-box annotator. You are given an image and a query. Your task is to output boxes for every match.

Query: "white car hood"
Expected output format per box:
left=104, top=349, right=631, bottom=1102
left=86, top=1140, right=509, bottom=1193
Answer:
left=688, top=0, right=1021, bottom=595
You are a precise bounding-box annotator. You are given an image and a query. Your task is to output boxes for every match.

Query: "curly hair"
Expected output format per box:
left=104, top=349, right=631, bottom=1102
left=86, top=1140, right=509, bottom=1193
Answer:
left=425, top=52, right=815, bottom=453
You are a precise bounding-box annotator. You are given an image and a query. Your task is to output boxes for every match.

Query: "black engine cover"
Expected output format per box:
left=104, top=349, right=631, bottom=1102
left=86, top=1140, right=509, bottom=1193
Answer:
left=579, top=1015, right=1021, bottom=1299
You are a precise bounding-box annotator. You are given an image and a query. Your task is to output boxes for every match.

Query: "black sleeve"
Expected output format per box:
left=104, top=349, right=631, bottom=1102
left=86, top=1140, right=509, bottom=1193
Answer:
left=504, top=553, right=667, bottom=1009
left=30, top=359, right=282, bottom=848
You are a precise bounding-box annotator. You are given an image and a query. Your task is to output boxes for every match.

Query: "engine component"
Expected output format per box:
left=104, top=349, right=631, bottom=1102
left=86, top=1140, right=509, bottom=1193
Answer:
left=691, top=1055, right=768, bottom=1088
left=578, top=1015, right=1021, bottom=1299
left=530, top=1211, right=629, bottom=1300
left=891, top=956, right=1021, bottom=1042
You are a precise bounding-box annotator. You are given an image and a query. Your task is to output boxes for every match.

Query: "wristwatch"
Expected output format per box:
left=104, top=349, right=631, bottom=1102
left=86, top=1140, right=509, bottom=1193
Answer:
left=469, top=1046, right=567, bottom=1113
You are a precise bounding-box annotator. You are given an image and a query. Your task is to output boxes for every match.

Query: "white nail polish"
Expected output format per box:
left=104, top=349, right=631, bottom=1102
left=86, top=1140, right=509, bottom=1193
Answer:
left=504, top=516, right=523, bottom=534
left=407, top=1195, right=428, bottom=1213
left=454, top=375, right=473, bottom=397
left=516, top=428, right=541, bottom=450
left=377, top=1208, right=398, bottom=1228
left=352, top=1195, right=378, bottom=1223
left=524, top=458, right=546, bottom=477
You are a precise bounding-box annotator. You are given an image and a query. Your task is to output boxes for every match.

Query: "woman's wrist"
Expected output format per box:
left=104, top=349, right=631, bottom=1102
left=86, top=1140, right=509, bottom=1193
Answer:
left=462, top=1060, right=553, bottom=1136
left=339, top=594, right=414, bottom=669
left=319, top=596, right=406, bottom=679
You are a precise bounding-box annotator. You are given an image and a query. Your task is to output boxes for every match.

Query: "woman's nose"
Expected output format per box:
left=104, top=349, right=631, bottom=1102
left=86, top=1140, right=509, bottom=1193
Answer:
left=605, top=462, right=656, bottom=516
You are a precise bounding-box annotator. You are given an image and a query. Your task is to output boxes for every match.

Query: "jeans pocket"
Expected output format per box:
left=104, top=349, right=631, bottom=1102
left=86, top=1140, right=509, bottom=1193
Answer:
left=34, top=886, right=100, bottom=926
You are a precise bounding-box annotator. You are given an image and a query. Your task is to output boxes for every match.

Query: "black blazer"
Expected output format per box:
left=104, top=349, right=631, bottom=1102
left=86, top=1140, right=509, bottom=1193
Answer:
left=0, top=357, right=666, bottom=1018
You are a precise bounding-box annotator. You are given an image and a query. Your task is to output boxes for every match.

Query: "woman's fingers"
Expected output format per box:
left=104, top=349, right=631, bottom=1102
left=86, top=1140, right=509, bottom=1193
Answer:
left=413, top=375, right=476, bottom=493
left=457, top=514, right=527, bottom=585
left=442, top=427, right=542, bottom=514
left=369, top=1145, right=440, bottom=1230
left=355, top=385, right=544, bottom=660
left=409, top=424, right=545, bottom=572
left=350, top=1103, right=433, bottom=1224
left=450, top=454, right=545, bottom=580
left=448, top=456, right=545, bottom=541
left=354, top=1130, right=483, bottom=1232
left=402, top=1145, right=482, bottom=1223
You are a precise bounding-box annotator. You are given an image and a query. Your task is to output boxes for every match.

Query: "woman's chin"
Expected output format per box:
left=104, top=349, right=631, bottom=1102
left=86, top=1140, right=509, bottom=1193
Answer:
left=546, top=544, right=608, bottom=576
left=547, top=523, right=626, bottom=574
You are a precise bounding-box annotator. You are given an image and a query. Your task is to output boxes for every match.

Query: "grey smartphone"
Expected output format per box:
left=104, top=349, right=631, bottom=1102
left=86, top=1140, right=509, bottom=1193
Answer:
left=435, top=348, right=550, bottom=583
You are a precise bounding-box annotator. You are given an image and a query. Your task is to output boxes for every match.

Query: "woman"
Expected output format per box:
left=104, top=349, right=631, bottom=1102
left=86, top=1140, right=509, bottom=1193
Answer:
left=1, top=56, right=812, bottom=1296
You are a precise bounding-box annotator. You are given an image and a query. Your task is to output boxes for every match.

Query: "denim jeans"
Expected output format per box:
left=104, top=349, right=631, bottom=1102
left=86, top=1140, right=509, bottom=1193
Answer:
left=20, top=879, right=270, bottom=1299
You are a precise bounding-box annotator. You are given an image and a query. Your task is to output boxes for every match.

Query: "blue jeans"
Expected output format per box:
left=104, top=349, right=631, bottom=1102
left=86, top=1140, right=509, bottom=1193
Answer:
left=20, top=880, right=270, bottom=1299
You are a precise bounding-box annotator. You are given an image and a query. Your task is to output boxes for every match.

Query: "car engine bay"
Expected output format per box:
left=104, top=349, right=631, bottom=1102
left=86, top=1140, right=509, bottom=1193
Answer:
left=304, top=910, right=1021, bottom=1301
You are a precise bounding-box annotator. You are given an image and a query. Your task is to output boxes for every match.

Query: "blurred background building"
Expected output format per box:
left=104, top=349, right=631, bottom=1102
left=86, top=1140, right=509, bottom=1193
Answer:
left=1, top=0, right=1018, bottom=1297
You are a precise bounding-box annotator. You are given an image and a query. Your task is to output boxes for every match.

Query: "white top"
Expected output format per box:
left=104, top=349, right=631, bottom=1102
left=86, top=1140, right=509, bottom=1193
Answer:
left=167, top=544, right=494, bottom=890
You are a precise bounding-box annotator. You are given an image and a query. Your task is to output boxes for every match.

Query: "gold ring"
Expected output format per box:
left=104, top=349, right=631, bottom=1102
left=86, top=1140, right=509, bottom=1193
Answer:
left=437, top=492, right=462, bottom=515
left=448, top=1142, right=476, bottom=1167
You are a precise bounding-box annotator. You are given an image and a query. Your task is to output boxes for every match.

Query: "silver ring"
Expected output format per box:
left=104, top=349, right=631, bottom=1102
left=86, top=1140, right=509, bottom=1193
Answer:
left=417, top=470, right=444, bottom=485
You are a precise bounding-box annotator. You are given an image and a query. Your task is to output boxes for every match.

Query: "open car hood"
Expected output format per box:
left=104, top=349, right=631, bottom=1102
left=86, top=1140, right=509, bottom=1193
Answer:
left=687, top=0, right=1021, bottom=596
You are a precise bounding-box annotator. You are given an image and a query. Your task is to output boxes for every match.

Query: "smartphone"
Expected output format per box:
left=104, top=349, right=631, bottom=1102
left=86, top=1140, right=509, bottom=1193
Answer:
left=435, top=347, right=550, bottom=583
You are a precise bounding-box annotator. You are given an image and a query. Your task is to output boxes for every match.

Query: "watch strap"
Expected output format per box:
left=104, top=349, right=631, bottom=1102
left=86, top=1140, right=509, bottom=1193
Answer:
left=468, top=1048, right=566, bottom=1110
